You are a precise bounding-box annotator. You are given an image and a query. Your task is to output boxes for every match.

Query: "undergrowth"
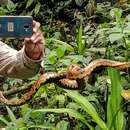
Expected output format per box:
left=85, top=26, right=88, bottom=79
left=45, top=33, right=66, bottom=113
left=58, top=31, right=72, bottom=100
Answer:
left=0, top=0, right=130, bottom=130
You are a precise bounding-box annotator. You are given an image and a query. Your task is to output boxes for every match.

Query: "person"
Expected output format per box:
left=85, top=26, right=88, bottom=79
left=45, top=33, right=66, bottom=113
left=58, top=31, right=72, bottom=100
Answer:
left=0, top=20, right=45, bottom=79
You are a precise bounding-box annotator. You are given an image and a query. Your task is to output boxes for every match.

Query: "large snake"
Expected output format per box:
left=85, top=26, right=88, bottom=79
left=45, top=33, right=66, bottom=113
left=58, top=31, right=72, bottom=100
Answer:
left=0, top=59, right=130, bottom=106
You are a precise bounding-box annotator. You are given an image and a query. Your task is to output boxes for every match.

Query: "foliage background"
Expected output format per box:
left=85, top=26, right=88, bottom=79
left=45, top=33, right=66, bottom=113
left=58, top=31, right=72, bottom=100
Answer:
left=0, top=0, right=130, bottom=130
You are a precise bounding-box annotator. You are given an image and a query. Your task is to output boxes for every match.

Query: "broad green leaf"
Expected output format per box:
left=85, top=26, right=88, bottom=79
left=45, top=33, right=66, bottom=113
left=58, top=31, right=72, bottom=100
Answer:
left=107, top=68, right=124, bottom=130
left=21, top=104, right=29, bottom=117
left=110, top=8, right=122, bottom=19
left=32, top=108, right=94, bottom=130
left=48, top=52, right=57, bottom=64
left=16, top=118, right=25, bottom=128
left=109, top=33, right=123, bottom=43
left=47, top=38, right=74, bottom=52
left=87, top=47, right=106, bottom=55
left=66, top=102, right=81, bottom=111
left=60, top=59, right=71, bottom=66
left=66, top=55, right=84, bottom=63
left=65, top=90, right=108, bottom=130
left=114, top=8, right=122, bottom=19
left=64, top=44, right=74, bottom=52
left=56, top=46, right=66, bottom=58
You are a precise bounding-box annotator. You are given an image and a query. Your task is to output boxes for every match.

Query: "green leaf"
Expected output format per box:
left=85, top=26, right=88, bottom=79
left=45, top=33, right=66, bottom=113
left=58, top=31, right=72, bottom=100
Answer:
left=48, top=54, right=57, bottom=64
left=57, top=95, right=65, bottom=107
left=107, top=68, right=124, bottom=130
left=47, top=38, right=74, bottom=52
left=56, top=46, right=66, bottom=58
left=77, top=18, right=85, bottom=54
left=0, top=116, right=9, bottom=125
left=34, top=2, right=41, bottom=15
left=114, top=8, right=122, bottom=20
left=75, top=0, right=83, bottom=6
left=16, top=118, right=25, bottom=128
left=21, top=104, right=29, bottom=117
left=6, top=2, right=17, bottom=12
left=48, top=51, right=57, bottom=64
left=110, top=8, right=122, bottom=19
left=69, top=55, right=84, bottom=63
left=6, top=123, right=17, bottom=130
left=60, top=59, right=71, bottom=66
left=56, top=120, right=69, bottom=130
left=65, top=90, right=108, bottom=130
left=109, top=33, right=123, bottom=43
left=64, top=44, right=74, bottom=52
left=32, top=108, right=94, bottom=130
left=26, top=0, right=34, bottom=8
left=29, top=125, right=58, bottom=130
left=6, top=106, right=16, bottom=122
left=87, top=47, right=106, bottom=55
left=66, top=102, right=81, bottom=111
left=126, top=14, right=130, bottom=21
left=19, top=128, right=28, bottom=130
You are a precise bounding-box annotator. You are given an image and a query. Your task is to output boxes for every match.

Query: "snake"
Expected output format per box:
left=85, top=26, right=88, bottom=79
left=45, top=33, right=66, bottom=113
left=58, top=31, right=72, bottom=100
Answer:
left=0, top=59, right=130, bottom=106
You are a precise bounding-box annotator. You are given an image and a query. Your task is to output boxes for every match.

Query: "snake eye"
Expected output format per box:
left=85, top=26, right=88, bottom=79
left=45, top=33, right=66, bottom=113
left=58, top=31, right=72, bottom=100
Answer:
left=80, top=68, right=84, bottom=73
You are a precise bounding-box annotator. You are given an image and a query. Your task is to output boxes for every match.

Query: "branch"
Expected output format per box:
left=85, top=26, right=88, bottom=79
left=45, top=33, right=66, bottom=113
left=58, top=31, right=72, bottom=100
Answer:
left=2, top=83, right=32, bottom=96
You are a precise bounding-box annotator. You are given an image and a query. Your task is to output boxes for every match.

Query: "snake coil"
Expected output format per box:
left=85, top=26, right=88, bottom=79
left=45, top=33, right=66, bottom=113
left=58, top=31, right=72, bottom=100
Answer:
left=0, top=59, right=130, bottom=106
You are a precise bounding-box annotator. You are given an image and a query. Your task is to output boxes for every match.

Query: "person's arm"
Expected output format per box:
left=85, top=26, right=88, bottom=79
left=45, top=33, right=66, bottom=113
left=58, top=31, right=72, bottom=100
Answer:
left=0, top=21, right=44, bottom=79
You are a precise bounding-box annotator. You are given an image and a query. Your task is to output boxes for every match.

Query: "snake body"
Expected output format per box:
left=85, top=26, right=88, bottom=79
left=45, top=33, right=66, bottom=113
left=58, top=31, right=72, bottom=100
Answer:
left=1, top=59, right=130, bottom=106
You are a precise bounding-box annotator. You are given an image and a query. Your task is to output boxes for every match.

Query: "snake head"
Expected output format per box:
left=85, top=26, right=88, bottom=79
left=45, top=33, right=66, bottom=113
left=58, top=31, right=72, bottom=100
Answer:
left=67, top=64, right=84, bottom=79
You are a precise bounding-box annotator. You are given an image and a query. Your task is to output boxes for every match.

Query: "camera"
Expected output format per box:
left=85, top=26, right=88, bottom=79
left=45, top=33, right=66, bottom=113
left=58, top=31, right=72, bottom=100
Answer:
left=0, top=16, right=33, bottom=38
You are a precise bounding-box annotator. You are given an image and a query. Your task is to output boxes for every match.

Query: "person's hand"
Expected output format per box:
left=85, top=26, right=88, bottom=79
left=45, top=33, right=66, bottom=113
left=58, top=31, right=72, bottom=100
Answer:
left=24, top=20, right=45, bottom=60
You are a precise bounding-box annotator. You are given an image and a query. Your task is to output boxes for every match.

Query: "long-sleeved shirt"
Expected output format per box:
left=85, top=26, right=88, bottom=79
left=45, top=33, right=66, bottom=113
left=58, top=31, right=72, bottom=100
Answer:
left=0, top=41, right=42, bottom=79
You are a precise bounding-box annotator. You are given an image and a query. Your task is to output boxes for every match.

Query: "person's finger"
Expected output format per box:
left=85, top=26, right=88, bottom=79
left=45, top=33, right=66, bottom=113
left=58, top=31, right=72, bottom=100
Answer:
left=30, top=31, right=42, bottom=42
left=33, top=21, right=40, bottom=33
left=24, top=37, right=31, bottom=43
left=33, top=20, right=37, bottom=26
left=24, top=32, right=43, bottom=46
left=33, top=35, right=43, bottom=44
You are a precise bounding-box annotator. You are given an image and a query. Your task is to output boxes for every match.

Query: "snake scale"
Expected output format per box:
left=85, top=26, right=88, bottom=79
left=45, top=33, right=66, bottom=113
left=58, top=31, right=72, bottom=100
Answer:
left=0, top=59, right=130, bottom=106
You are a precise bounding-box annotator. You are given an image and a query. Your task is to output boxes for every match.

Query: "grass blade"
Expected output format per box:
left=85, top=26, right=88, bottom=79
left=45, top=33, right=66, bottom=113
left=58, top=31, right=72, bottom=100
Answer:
left=65, top=90, right=108, bottom=130
left=29, top=125, right=58, bottom=130
left=6, top=106, right=16, bottom=122
left=32, top=108, right=94, bottom=130
left=107, top=68, right=124, bottom=130
left=0, top=116, right=9, bottom=125
left=77, top=18, right=84, bottom=54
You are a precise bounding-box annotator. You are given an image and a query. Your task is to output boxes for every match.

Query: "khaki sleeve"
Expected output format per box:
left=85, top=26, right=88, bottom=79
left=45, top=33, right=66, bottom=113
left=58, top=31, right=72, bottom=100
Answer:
left=0, top=41, right=42, bottom=79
